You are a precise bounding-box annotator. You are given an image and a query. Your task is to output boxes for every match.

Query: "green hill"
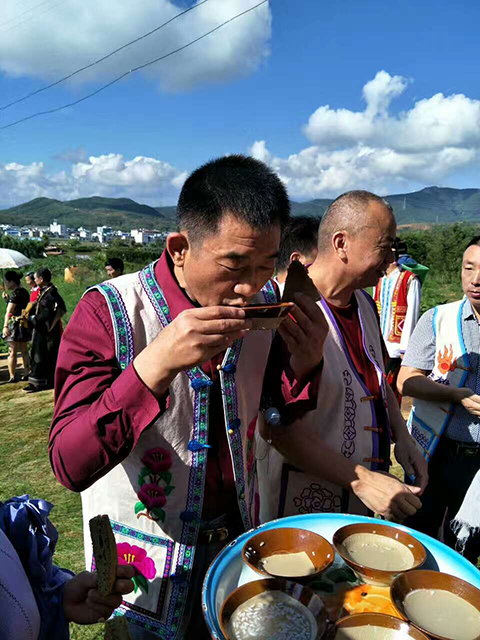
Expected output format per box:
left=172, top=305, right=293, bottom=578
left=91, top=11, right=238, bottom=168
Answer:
left=0, top=196, right=176, bottom=231
left=1, top=187, right=479, bottom=230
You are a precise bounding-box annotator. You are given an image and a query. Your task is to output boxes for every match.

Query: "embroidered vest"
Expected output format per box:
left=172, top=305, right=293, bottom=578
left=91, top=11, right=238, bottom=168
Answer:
left=81, top=263, right=277, bottom=639
left=374, top=270, right=415, bottom=343
left=407, top=299, right=470, bottom=460
left=257, top=290, right=389, bottom=522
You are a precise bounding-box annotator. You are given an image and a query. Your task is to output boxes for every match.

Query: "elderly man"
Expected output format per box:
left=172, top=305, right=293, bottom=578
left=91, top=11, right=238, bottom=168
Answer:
left=274, top=215, right=319, bottom=296
left=398, top=236, right=480, bottom=563
left=258, top=190, right=428, bottom=524
left=49, top=155, right=325, bottom=639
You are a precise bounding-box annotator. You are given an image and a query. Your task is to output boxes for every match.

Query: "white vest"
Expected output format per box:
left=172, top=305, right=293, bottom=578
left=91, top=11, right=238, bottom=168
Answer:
left=407, top=299, right=470, bottom=460
left=257, top=290, right=389, bottom=521
left=81, top=262, right=277, bottom=639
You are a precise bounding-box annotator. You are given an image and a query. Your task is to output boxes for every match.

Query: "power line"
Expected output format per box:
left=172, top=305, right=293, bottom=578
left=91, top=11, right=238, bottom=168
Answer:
left=0, top=0, right=58, bottom=30
left=1, top=0, right=65, bottom=35
left=0, top=0, right=268, bottom=132
left=0, top=0, right=211, bottom=111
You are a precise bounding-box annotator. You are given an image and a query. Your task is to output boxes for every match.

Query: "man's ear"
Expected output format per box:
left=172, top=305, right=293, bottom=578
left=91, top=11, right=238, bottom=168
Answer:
left=332, top=230, right=349, bottom=262
left=167, top=232, right=189, bottom=267
left=289, top=251, right=301, bottom=265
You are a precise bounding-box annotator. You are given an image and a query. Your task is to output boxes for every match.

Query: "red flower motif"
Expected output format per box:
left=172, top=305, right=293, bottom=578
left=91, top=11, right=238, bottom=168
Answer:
left=141, top=447, right=172, bottom=474
left=117, top=542, right=157, bottom=580
left=138, top=483, right=166, bottom=510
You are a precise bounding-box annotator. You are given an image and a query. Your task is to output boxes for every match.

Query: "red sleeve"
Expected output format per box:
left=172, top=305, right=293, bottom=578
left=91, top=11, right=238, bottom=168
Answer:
left=49, top=290, right=166, bottom=492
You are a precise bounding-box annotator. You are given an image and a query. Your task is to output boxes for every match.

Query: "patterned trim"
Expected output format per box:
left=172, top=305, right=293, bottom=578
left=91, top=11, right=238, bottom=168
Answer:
left=96, top=282, right=134, bottom=369
left=139, top=261, right=210, bottom=637
left=262, top=279, right=278, bottom=304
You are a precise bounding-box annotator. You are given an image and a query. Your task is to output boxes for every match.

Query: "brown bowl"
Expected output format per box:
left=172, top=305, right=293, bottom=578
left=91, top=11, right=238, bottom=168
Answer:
left=333, top=523, right=426, bottom=586
left=391, top=570, right=480, bottom=640
left=334, top=612, right=429, bottom=639
left=242, top=527, right=334, bottom=584
left=242, top=302, right=295, bottom=330
left=220, top=577, right=327, bottom=640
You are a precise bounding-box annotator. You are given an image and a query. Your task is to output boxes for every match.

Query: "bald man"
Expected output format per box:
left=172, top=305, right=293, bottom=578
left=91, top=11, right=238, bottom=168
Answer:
left=258, top=190, right=428, bottom=522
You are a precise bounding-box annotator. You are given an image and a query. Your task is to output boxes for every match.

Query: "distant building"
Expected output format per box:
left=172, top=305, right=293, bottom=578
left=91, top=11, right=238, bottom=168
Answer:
left=50, top=221, right=67, bottom=237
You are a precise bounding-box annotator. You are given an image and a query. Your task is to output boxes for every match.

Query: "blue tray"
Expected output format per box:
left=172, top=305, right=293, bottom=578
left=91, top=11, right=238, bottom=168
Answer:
left=202, top=513, right=480, bottom=639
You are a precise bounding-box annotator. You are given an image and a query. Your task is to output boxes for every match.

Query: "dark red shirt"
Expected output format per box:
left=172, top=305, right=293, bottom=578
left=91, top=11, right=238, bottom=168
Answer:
left=50, top=252, right=315, bottom=520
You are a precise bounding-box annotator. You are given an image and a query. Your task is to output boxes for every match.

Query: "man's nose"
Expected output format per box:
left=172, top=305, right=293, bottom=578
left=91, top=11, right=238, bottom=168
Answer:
left=233, top=271, right=272, bottom=298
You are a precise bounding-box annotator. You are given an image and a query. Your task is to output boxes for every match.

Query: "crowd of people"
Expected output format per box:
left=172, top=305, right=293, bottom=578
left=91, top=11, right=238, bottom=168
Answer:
left=2, top=154, right=480, bottom=639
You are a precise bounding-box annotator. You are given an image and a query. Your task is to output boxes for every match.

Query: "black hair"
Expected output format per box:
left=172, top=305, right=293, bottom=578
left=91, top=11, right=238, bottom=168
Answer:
left=466, top=236, right=480, bottom=250
left=105, top=257, right=124, bottom=273
left=3, top=270, right=22, bottom=285
left=277, top=216, right=320, bottom=271
left=177, top=154, right=290, bottom=242
left=26, top=271, right=35, bottom=280
left=35, top=267, right=52, bottom=283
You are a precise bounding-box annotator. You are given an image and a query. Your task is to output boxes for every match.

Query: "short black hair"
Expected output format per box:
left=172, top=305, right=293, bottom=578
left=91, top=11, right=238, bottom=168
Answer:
left=277, top=216, right=320, bottom=271
left=466, top=236, right=480, bottom=250
left=26, top=271, right=35, bottom=280
left=4, top=270, right=21, bottom=285
left=35, top=267, right=52, bottom=282
left=105, top=257, right=124, bottom=272
left=177, top=154, right=290, bottom=242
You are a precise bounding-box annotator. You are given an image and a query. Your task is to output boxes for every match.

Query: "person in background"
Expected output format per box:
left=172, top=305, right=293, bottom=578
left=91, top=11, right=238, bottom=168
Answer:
left=26, top=271, right=40, bottom=303
left=258, top=191, right=428, bottom=524
left=0, top=494, right=134, bottom=639
left=24, top=268, right=66, bottom=393
left=105, top=258, right=124, bottom=279
left=274, top=215, right=319, bottom=296
left=398, top=236, right=480, bottom=563
left=2, top=270, right=30, bottom=383
left=49, top=155, right=325, bottom=639
left=374, top=239, right=423, bottom=406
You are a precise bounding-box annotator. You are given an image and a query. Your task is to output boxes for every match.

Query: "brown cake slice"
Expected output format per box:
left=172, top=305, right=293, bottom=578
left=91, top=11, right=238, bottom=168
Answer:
left=104, top=616, right=132, bottom=640
left=89, top=514, right=118, bottom=597
left=281, top=259, right=321, bottom=304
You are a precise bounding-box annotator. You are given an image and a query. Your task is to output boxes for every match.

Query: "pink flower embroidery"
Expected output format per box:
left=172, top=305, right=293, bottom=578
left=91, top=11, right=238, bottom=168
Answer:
left=117, top=542, right=157, bottom=580
left=141, top=447, right=172, bottom=474
left=137, top=483, right=166, bottom=510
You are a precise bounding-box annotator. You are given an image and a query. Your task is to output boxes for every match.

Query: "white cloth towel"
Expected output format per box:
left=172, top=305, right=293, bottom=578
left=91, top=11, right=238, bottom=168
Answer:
left=451, top=469, right=480, bottom=553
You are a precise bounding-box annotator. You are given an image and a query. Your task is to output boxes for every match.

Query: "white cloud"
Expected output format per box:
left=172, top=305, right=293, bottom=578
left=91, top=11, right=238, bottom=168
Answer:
left=251, top=71, right=480, bottom=199
left=0, top=0, right=271, bottom=92
left=0, top=154, right=186, bottom=208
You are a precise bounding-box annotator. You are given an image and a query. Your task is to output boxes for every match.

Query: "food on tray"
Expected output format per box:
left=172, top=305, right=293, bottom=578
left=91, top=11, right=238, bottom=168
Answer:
left=261, top=551, right=317, bottom=578
left=89, top=514, right=118, bottom=596
left=403, top=588, right=480, bottom=640
left=227, top=590, right=317, bottom=640
left=341, top=533, right=415, bottom=571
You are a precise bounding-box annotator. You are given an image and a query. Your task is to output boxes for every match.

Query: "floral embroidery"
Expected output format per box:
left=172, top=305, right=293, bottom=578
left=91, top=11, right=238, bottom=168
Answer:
left=135, top=447, right=175, bottom=523
left=117, top=542, right=157, bottom=594
left=293, top=483, right=342, bottom=513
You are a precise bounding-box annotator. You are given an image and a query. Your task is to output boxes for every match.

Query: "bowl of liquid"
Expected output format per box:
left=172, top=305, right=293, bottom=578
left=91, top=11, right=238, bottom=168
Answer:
left=220, top=577, right=327, bottom=640
left=332, top=523, right=426, bottom=586
left=391, top=570, right=480, bottom=640
left=334, top=612, right=430, bottom=639
left=242, top=527, right=334, bottom=584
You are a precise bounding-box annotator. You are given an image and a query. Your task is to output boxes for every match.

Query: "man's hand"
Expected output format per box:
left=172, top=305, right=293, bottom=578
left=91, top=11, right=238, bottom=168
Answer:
left=278, top=293, right=329, bottom=381
left=63, top=565, right=134, bottom=625
left=351, top=466, right=422, bottom=522
left=456, top=388, right=480, bottom=417
left=394, top=436, right=428, bottom=493
left=134, top=306, right=252, bottom=396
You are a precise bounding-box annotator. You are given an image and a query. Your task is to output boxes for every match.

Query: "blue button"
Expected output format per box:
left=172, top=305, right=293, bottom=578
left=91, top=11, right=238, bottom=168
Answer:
left=228, top=417, right=241, bottom=431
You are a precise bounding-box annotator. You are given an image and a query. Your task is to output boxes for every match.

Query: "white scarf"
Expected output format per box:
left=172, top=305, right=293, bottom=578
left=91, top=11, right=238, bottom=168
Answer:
left=451, top=470, right=480, bottom=553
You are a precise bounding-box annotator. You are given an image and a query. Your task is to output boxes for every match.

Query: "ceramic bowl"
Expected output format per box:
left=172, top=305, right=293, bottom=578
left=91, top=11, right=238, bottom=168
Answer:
left=242, top=527, right=334, bottom=584
left=332, top=523, right=426, bottom=586
left=391, top=570, right=480, bottom=640
left=220, top=577, right=327, bottom=640
left=334, top=612, right=430, bottom=639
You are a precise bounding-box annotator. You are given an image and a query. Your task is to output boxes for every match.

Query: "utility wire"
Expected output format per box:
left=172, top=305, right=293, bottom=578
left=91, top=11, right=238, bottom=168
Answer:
left=0, top=0, right=268, bottom=132
left=1, top=0, right=65, bottom=35
left=0, top=0, right=211, bottom=111
left=0, top=0, right=57, bottom=30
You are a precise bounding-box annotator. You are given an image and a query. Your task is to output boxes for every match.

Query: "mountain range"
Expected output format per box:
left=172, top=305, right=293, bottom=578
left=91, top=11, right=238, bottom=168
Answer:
left=0, top=187, right=479, bottom=230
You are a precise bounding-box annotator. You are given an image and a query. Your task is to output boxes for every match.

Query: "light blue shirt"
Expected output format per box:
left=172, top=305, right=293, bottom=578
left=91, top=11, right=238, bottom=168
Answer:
left=403, top=300, right=480, bottom=443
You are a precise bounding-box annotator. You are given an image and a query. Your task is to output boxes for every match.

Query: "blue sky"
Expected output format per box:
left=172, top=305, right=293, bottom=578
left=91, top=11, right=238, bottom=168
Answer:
left=0, top=0, right=479, bottom=208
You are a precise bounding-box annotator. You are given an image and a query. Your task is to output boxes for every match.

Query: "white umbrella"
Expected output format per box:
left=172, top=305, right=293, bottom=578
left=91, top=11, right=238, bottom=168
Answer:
left=0, top=248, right=33, bottom=269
